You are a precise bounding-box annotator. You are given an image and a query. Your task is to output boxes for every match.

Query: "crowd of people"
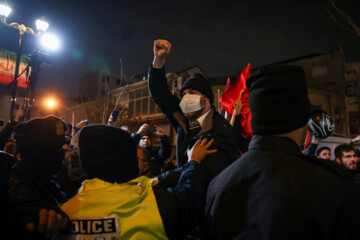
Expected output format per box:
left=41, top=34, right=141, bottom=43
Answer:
left=0, top=39, right=360, bottom=240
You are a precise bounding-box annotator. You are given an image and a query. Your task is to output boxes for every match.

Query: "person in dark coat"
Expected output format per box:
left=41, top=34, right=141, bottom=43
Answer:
left=131, top=123, right=172, bottom=160
left=205, top=65, right=360, bottom=240
left=3, top=115, right=69, bottom=239
left=148, top=39, right=237, bottom=187
left=131, top=123, right=172, bottom=176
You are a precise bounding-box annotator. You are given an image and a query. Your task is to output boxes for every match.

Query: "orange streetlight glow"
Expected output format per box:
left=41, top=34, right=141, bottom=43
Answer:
left=44, top=97, right=75, bottom=135
left=46, top=99, right=55, bottom=107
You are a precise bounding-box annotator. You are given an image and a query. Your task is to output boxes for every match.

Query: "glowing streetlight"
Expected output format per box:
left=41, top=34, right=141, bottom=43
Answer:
left=41, top=33, right=60, bottom=51
left=45, top=98, right=75, bottom=135
left=35, top=19, right=49, bottom=32
left=46, top=99, right=55, bottom=107
left=1, top=3, right=60, bottom=121
left=0, top=4, right=11, bottom=18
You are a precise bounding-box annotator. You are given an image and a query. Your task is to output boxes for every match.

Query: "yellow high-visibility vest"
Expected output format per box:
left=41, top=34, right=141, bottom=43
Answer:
left=60, top=176, right=168, bottom=240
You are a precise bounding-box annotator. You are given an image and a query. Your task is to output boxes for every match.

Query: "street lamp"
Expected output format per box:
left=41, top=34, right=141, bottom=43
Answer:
left=45, top=98, right=75, bottom=135
left=46, top=99, right=55, bottom=107
left=0, top=3, right=58, bottom=121
left=0, top=4, right=11, bottom=18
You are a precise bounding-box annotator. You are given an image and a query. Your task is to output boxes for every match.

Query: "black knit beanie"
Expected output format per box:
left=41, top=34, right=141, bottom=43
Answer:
left=78, top=124, right=138, bottom=183
left=140, top=132, right=152, bottom=141
left=180, top=73, right=214, bottom=103
left=14, top=115, right=66, bottom=154
left=14, top=115, right=66, bottom=178
left=246, top=65, right=311, bottom=135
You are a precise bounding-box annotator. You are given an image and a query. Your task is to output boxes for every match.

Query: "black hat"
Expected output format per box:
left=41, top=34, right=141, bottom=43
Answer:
left=246, top=65, right=311, bottom=135
left=180, top=73, right=214, bottom=103
left=14, top=115, right=66, bottom=154
left=78, top=124, right=138, bottom=183
left=140, top=132, right=152, bottom=142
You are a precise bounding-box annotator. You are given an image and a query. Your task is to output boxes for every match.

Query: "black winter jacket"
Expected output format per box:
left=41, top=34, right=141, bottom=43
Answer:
left=205, top=135, right=360, bottom=240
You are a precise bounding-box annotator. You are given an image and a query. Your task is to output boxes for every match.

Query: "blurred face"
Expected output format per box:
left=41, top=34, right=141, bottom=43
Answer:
left=182, top=89, right=209, bottom=121
left=65, top=126, right=72, bottom=137
left=62, top=144, right=72, bottom=164
left=317, top=149, right=331, bottom=160
left=137, top=148, right=149, bottom=176
left=139, top=136, right=151, bottom=148
left=338, top=151, right=357, bottom=170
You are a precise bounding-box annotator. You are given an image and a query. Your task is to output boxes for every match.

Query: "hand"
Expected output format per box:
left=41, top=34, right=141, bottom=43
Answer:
left=154, top=126, right=164, bottom=136
left=25, top=208, right=68, bottom=238
left=153, top=39, right=171, bottom=68
left=137, top=123, right=149, bottom=134
left=152, top=177, right=159, bottom=186
left=187, top=138, right=218, bottom=163
left=107, top=114, right=115, bottom=126
left=77, top=120, right=88, bottom=129
left=14, top=108, right=24, bottom=122
left=234, top=99, right=242, bottom=116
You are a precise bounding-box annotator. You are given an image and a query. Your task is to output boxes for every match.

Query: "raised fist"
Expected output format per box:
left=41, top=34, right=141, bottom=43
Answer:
left=153, top=39, right=171, bottom=58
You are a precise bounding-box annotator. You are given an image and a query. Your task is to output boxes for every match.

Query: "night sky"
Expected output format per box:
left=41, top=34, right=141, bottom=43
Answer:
left=1, top=0, right=360, bottom=97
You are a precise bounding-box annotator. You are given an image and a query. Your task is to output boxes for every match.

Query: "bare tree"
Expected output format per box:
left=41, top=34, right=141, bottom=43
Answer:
left=323, top=0, right=360, bottom=37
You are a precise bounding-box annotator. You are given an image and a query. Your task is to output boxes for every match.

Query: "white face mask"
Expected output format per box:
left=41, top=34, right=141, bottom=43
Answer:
left=179, top=94, right=202, bottom=113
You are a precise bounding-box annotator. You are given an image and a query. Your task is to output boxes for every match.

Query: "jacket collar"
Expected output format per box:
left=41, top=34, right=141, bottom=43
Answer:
left=197, top=108, right=214, bottom=135
left=249, top=135, right=359, bottom=182
left=249, top=135, right=304, bottom=158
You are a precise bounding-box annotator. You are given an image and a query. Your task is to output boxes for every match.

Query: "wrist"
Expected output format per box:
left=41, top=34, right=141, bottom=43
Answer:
left=152, top=56, right=165, bottom=68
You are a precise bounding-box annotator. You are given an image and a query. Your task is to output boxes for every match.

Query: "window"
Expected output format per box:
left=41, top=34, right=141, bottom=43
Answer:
left=312, top=66, right=328, bottom=78
left=142, top=98, right=148, bottom=115
left=126, top=86, right=163, bottom=118
left=135, top=100, right=141, bottom=116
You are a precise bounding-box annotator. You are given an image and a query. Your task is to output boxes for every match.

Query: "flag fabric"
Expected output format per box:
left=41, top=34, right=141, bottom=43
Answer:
left=303, top=129, right=312, bottom=152
left=0, top=48, right=29, bottom=88
left=239, top=88, right=253, bottom=138
left=219, top=63, right=251, bottom=115
left=219, top=63, right=252, bottom=138
left=220, top=77, right=231, bottom=120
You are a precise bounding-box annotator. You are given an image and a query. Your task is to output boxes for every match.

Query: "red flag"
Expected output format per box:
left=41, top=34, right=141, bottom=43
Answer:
left=219, top=63, right=252, bottom=138
left=219, top=63, right=251, bottom=114
left=240, top=89, right=253, bottom=138
left=303, top=129, right=311, bottom=152
left=220, top=77, right=231, bottom=116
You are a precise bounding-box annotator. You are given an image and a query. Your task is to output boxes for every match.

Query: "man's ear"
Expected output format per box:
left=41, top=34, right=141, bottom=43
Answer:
left=335, top=157, right=342, bottom=165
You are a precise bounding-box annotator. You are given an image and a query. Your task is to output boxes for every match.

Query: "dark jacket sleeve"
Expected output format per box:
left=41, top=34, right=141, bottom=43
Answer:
left=157, top=167, right=183, bottom=187
left=153, top=161, right=208, bottom=239
left=131, top=132, right=141, bottom=146
left=148, top=66, right=182, bottom=130
left=0, top=121, right=18, bottom=150
left=158, top=134, right=172, bottom=160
